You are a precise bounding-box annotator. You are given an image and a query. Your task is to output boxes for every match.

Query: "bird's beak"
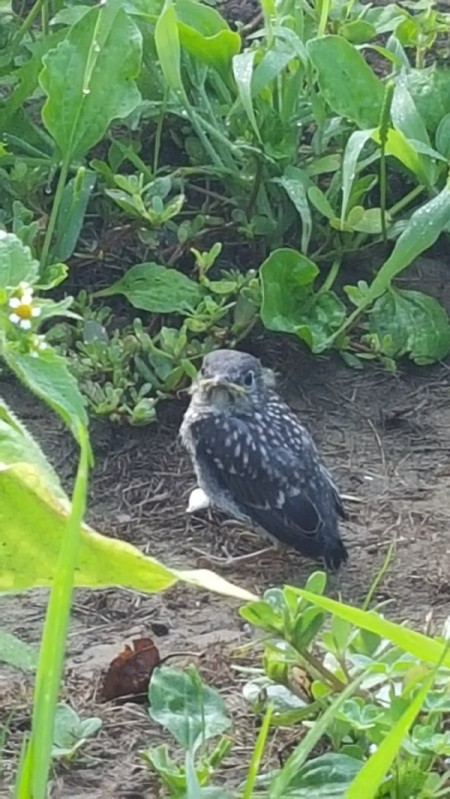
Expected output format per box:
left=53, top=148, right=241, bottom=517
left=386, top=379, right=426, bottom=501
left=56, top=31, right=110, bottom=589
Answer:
left=197, top=376, right=246, bottom=396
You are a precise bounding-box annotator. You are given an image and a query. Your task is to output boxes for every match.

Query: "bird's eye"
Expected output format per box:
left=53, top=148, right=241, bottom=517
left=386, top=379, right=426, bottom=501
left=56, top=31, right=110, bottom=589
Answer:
left=243, top=370, right=255, bottom=388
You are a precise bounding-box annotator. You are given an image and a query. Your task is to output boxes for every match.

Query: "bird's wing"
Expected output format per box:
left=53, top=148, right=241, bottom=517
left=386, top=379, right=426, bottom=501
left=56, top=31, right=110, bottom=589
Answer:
left=192, top=415, right=327, bottom=543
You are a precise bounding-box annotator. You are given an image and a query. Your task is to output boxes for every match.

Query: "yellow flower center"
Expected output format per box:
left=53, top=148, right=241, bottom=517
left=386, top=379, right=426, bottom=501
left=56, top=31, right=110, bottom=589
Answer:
left=16, top=302, right=34, bottom=320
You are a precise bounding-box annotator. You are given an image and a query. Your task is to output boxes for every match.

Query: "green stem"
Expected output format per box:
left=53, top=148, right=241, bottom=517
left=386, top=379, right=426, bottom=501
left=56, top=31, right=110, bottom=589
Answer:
left=40, top=158, right=70, bottom=268
left=378, top=81, right=394, bottom=245
left=242, top=704, right=273, bottom=799
left=41, top=0, right=49, bottom=35
left=153, top=88, right=168, bottom=175
left=319, top=256, right=341, bottom=293
left=11, top=0, right=45, bottom=54
left=17, top=430, right=89, bottom=799
left=317, top=0, right=331, bottom=36
left=389, top=184, right=427, bottom=218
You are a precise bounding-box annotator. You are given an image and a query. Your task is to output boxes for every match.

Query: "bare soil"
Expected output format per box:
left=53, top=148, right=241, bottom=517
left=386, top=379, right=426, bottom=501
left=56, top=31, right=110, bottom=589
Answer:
left=2, top=252, right=450, bottom=796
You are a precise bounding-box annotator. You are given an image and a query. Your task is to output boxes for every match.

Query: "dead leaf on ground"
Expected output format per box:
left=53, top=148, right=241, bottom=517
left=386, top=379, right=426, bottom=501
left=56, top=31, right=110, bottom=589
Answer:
left=101, top=637, right=160, bottom=702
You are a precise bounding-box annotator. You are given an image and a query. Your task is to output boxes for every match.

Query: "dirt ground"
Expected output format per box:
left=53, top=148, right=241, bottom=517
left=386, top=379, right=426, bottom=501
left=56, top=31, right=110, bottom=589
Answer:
left=2, top=250, right=450, bottom=797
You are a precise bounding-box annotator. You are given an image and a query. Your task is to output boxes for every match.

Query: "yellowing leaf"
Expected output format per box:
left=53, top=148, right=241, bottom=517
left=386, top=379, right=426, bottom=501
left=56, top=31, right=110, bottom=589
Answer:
left=0, top=461, right=255, bottom=602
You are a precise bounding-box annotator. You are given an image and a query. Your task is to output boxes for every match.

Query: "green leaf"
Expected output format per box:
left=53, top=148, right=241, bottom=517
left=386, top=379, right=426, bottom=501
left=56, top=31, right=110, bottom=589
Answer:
left=4, top=349, right=88, bottom=447
left=176, top=0, right=240, bottom=75
left=372, top=127, right=432, bottom=185
left=368, top=288, right=450, bottom=364
left=95, top=262, right=203, bottom=314
left=0, top=458, right=255, bottom=602
left=0, top=232, right=40, bottom=288
left=435, top=113, right=450, bottom=159
left=149, top=665, right=231, bottom=753
left=0, top=396, right=66, bottom=502
left=52, top=703, right=101, bottom=757
left=260, top=248, right=318, bottom=334
left=155, top=0, right=184, bottom=95
left=0, top=630, right=38, bottom=671
left=39, top=0, right=142, bottom=161
left=287, top=588, right=450, bottom=668
left=233, top=51, right=260, bottom=142
left=346, top=669, right=437, bottom=799
left=366, top=183, right=450, bottom=302
left=391, top=75, right=430, bottom=146
left=307, top=36, right=384, bottom=128
left=260, top=249, right=346, bottom=352
left=341, top=130, right=374, bottom=223
left=278, top=752, right=362, bottom=797
left=406, top=66, right=450, bottom=134
left=53, top=168, right=97, bottom=261
left=270, top=675, right=366, bottom=797
left=274, top=168, right=312, bottom=253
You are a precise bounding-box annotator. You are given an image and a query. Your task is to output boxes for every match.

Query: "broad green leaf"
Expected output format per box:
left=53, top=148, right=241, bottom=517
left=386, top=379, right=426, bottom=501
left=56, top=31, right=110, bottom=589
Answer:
left=307, top=36, right=384, bottom=128
left=0, top=461, right=255, bottom=602
left=233, top=51, right=261, bottom=142
left=155, top=0, right=184, bottom=95
left=367, top=183, right=450, bottom=301
left=0, top=396, right=66, bottom=502
left=406, top=66, right=450, bottom=134
left=40, top=0, right=142, bottom=161
left=288, top=588, right=450, bottom=669
left=346, top=670, right=437, bottom=799
left=391, top=75, right=430, bottom=146
left=95, top=262, right=203, bottom=313
left=260, top=248, right=318, bottom=329
left=339, top=20, right=376, bottom=44
left=52, top=703, right=101, bottom=755
left=274, top=168, right=312, bottom=253
left=149, top=665, right=231, bottom=753
left=368, top=288, right=450, bottom=364
left=435, top=113, right=450, bottom=158
left=0, top=630, right=38, bottom=671
left=0, top=232, right=40, bottom=288
left=260, top=249, right=346, bottom=352
left=278, top=753, right=362, bottom=797
left=176, top=0, right=240, bottom=74
left=53, top=168, right=97, bottom=261
left=296, top=292, right=347, bottom=353
left=4, top=349, right=88, bottom=447
left=372, top=127, right=432, bottom=185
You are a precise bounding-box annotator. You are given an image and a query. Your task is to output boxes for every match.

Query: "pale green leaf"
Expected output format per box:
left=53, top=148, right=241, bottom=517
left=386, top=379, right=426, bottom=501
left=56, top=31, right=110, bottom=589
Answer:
left=0, top=233, right=40, bottom=288
left=40, top=0, right=142, bottom=160
left=95, top=262, right=203, bottom=314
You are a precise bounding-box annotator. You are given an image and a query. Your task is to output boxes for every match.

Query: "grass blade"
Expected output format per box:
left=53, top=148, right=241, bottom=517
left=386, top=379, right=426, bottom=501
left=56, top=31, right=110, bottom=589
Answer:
left=345, top=653, right=447, bottom=799
left=16, top=426, right=90, bottom=799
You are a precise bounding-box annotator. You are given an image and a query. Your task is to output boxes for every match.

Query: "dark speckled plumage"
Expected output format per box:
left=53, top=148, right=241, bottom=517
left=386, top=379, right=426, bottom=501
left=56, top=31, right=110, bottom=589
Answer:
left=180, top=349, right=348, bottom=570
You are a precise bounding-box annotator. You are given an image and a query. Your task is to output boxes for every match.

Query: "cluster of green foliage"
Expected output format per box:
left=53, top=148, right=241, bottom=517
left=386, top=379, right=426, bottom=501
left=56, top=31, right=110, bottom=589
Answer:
left=144, top=573, right=450, bottom=798
left=2, top=0, right=450, bottom=422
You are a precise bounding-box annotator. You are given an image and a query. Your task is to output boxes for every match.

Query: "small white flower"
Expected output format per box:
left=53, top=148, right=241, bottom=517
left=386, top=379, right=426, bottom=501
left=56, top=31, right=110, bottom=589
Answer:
left=28, top=335, right=48, bottom=357
left=8, top=288, right=41, bottom=329
left=0, top=230, right=7, bottom=239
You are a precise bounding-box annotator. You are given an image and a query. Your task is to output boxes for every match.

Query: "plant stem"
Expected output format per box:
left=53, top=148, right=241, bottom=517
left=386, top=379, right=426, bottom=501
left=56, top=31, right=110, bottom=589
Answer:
left=319, top=257, right=341, bottom=293
left=153, top=89, right=168, bottom=175
left=242, top=704, right=273, bottom=799
left=16, top=429, right=90, bottom=799
left=40, top=158, right=70, bottom=268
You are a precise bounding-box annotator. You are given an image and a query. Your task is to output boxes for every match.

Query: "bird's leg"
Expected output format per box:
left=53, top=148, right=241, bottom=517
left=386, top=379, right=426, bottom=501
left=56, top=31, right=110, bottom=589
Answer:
left=193, top=520, right=280, bottom=569
left=192, top=544, right=276, bottom=571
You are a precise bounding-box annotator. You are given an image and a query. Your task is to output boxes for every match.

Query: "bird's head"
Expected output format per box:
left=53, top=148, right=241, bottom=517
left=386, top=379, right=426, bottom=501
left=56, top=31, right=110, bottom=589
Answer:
left=190, top=349, right=273, bottom=412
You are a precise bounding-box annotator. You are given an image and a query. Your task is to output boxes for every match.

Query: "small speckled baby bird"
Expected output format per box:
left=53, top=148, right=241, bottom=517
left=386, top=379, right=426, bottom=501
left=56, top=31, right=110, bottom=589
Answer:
left=180, top=349, right=348, bottom=570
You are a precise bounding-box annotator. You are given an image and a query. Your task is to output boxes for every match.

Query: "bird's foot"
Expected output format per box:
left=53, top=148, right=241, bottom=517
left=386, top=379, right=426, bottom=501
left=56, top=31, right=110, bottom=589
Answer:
left=192, top=545, right=275, bottom=571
